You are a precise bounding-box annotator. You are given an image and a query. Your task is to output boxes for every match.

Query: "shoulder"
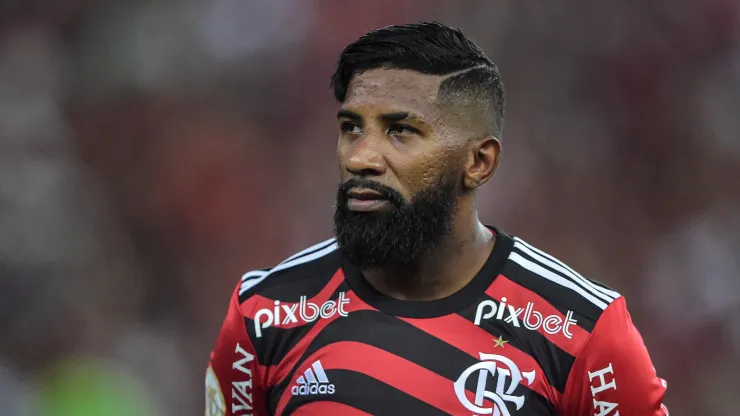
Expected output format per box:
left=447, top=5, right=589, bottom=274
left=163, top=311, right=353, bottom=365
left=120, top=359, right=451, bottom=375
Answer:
left=502, top=235, right=622, bottom=327
left=237, top=237, right=341, bottom=303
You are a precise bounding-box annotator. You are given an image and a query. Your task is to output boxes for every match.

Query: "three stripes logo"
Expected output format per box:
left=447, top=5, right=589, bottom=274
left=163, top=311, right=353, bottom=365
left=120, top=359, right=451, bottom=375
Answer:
left=291, top=360, right=335, bottom=396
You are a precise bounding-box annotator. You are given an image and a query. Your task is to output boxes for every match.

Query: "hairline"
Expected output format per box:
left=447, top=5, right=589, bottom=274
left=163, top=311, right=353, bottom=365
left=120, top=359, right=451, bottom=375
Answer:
left=435, top=65, right=499, bottom=137
left=341, top=65, right=498, bottom=139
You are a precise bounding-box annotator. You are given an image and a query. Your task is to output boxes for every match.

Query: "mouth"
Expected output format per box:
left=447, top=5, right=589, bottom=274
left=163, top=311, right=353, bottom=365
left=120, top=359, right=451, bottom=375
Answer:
left=346, top=188, right=391, bottom=212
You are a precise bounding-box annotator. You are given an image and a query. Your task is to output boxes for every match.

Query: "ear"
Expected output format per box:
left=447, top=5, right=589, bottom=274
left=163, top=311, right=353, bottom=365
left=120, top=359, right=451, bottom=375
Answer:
left=463, top=136, right=501, bottom=190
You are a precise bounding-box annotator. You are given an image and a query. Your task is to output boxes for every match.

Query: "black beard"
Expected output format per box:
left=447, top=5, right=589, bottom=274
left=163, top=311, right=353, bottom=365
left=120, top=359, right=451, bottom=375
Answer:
left=333, top=172, right=458, bottom=272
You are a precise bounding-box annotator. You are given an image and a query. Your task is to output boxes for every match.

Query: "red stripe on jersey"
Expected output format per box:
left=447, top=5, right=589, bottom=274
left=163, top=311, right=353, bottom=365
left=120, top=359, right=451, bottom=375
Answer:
left=292, top=401, right=373, bottom=416
left=400, top=313, right=562, bottom=406
left=239, top=269, right=346, bottom=325
left=487, top=274, right=589, bottom=356
left=266, top=290, right=376, bottom=388
left=274, top=341, right=494, bottom=416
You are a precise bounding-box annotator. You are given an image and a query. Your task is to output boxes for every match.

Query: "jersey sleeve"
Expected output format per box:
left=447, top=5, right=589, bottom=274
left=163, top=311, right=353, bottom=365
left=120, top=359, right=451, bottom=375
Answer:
left=206, top=280, right=268, bottom=416
left=560, top=296, right=669, bottom=416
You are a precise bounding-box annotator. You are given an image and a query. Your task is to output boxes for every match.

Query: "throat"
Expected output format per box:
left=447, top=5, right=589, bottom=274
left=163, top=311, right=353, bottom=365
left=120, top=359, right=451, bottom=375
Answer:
left=361, top=231, right=495, bottom=302
left=365, top=269, right=468, bottom=301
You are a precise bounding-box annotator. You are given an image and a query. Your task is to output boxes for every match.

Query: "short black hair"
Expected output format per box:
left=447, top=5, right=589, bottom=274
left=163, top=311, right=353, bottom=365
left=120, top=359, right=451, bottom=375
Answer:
left=331, top=21, right=505, bottom=138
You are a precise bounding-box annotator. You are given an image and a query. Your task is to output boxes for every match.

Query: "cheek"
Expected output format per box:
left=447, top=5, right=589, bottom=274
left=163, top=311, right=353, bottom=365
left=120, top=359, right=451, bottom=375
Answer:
left=397, top=149, right=459, bottom=193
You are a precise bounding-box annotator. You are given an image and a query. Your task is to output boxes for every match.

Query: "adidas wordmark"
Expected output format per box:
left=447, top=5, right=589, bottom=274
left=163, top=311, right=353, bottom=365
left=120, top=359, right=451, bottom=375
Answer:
left=291, top=360, right=335, bottom=396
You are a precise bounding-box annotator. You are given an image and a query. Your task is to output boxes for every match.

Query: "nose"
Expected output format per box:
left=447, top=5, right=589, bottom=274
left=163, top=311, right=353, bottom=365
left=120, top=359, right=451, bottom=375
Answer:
left=344, top=135, right=386, bottom=177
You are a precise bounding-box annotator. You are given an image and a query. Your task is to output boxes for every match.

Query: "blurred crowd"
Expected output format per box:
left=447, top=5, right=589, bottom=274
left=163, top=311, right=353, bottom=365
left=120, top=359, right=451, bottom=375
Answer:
left=1, top=0, right=739, bottom=414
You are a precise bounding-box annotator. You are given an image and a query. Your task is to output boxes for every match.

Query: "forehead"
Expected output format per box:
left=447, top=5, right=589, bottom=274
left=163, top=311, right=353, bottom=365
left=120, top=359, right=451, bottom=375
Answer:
left=342, top=69, right=443, bottom=118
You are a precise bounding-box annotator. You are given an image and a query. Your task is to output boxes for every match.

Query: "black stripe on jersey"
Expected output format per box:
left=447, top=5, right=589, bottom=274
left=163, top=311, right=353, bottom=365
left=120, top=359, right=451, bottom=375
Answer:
left=282, top=369, right=447, bottom=416
left=239, top=250, right=342, bottom=303
left=247, top=283, right=350, bottom=367
left=265, top=310, right=555, bottom=413
left=494, top=256, right=597, bottom=333
left=457, top=294, right=575, bottom=393
left=512, top=245, right=616, bottom=306
left=503, top=260, right=605, bottom=325
left=513, top=239, right=619, bottom=298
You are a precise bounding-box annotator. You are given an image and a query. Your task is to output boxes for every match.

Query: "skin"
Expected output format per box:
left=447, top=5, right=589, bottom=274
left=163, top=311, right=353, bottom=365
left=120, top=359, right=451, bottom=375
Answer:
left=336, top=68, right=502, bottom=301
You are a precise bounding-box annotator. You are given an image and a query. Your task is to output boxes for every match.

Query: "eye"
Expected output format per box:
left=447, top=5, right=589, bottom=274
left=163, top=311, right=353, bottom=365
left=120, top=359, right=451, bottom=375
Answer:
left=387, top=124, right=419, bottom=136
left=340, top=121, right=362, bottom=135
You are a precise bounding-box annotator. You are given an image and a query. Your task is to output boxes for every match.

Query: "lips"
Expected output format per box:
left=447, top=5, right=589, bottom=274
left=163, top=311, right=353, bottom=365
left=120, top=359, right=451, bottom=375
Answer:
left=347, top=188, right=387, bottom=201
left=345, top=187, right=391, bottom=212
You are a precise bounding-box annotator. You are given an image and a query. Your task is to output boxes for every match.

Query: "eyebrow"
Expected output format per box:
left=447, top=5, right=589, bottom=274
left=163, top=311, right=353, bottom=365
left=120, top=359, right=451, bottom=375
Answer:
left=337, top=110, right=426, bottom=124
left=380, top=112, right=415, bottom=123
left=336, top=109, right=362, bottom=122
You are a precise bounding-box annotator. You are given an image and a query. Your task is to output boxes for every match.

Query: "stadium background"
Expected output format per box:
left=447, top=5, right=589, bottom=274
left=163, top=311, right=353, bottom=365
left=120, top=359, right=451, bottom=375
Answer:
left=1, top=0, right=739, bottom=414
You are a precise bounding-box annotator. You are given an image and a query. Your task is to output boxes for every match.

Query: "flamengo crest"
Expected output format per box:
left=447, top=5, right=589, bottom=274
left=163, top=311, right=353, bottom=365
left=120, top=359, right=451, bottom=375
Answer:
left=454, top=353, right=535, bottom=416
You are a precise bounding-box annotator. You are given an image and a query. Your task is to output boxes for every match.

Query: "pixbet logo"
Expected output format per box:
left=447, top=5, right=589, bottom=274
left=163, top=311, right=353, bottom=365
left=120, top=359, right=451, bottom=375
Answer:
left=253, top=292, right=350, bottom=338
left=474, top=297, right=578, bottom=339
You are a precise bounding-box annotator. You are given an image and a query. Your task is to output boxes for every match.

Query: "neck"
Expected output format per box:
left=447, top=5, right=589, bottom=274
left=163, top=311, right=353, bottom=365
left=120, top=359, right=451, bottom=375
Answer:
left=361, top=214, right=494, bottom=302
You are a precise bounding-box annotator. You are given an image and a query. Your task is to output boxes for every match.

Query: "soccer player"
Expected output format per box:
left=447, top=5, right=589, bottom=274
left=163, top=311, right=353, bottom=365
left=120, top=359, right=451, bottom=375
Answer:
left=206, top=22, right=669, bottom=416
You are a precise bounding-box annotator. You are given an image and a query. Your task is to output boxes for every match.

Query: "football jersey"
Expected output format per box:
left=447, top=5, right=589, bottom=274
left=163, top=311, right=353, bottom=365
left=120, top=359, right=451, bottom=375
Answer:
left=206, top=228, right=668, bottom=415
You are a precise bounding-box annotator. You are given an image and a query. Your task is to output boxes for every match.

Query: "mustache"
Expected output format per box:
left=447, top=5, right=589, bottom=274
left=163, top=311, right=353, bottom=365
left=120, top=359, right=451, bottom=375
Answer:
left=337, top=178, right=406, bottom=206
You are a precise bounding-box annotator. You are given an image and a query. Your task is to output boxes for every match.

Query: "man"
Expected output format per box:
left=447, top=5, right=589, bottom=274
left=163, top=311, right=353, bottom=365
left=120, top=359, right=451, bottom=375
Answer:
left=207, top=22, right=668, bottom=416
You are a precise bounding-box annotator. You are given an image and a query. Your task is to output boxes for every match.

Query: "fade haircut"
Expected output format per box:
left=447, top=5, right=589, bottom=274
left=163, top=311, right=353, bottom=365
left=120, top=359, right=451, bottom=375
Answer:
left=331, top=21, right=505, bottom=138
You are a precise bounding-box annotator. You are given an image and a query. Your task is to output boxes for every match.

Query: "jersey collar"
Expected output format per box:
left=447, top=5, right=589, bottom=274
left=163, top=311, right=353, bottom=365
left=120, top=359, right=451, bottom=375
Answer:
left=341, top=226, right=514, bottom=318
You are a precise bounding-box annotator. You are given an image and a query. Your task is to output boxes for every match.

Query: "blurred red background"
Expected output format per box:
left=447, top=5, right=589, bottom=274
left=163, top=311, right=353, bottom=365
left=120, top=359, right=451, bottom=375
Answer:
left=1, top=1, right=739, bottom=414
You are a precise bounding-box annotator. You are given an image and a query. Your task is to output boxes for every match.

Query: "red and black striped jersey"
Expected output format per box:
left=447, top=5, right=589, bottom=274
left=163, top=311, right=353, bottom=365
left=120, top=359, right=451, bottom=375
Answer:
left=206, top=228, right=668, bottom=416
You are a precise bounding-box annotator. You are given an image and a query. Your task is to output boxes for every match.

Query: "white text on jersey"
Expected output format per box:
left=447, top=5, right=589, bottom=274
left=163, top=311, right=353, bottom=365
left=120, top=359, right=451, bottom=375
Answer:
left=253, top=292, right=350, bottom=338
left=474, top=297, right=578, bottom=339
left=231, top=343, right=255, bottom=415
left=588, top=363, right=619, bottom=415
left=291, top=360, right=336, bottom=396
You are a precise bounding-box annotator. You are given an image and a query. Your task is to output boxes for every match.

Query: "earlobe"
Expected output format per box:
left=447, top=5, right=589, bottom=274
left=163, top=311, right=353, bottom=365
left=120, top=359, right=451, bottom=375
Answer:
left=463, top=175, right=479, bottom=190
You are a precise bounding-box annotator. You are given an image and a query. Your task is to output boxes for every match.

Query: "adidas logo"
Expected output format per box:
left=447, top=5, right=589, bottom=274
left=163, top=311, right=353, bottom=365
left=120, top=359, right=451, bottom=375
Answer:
left=290, top=360, right=335, bottom=396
